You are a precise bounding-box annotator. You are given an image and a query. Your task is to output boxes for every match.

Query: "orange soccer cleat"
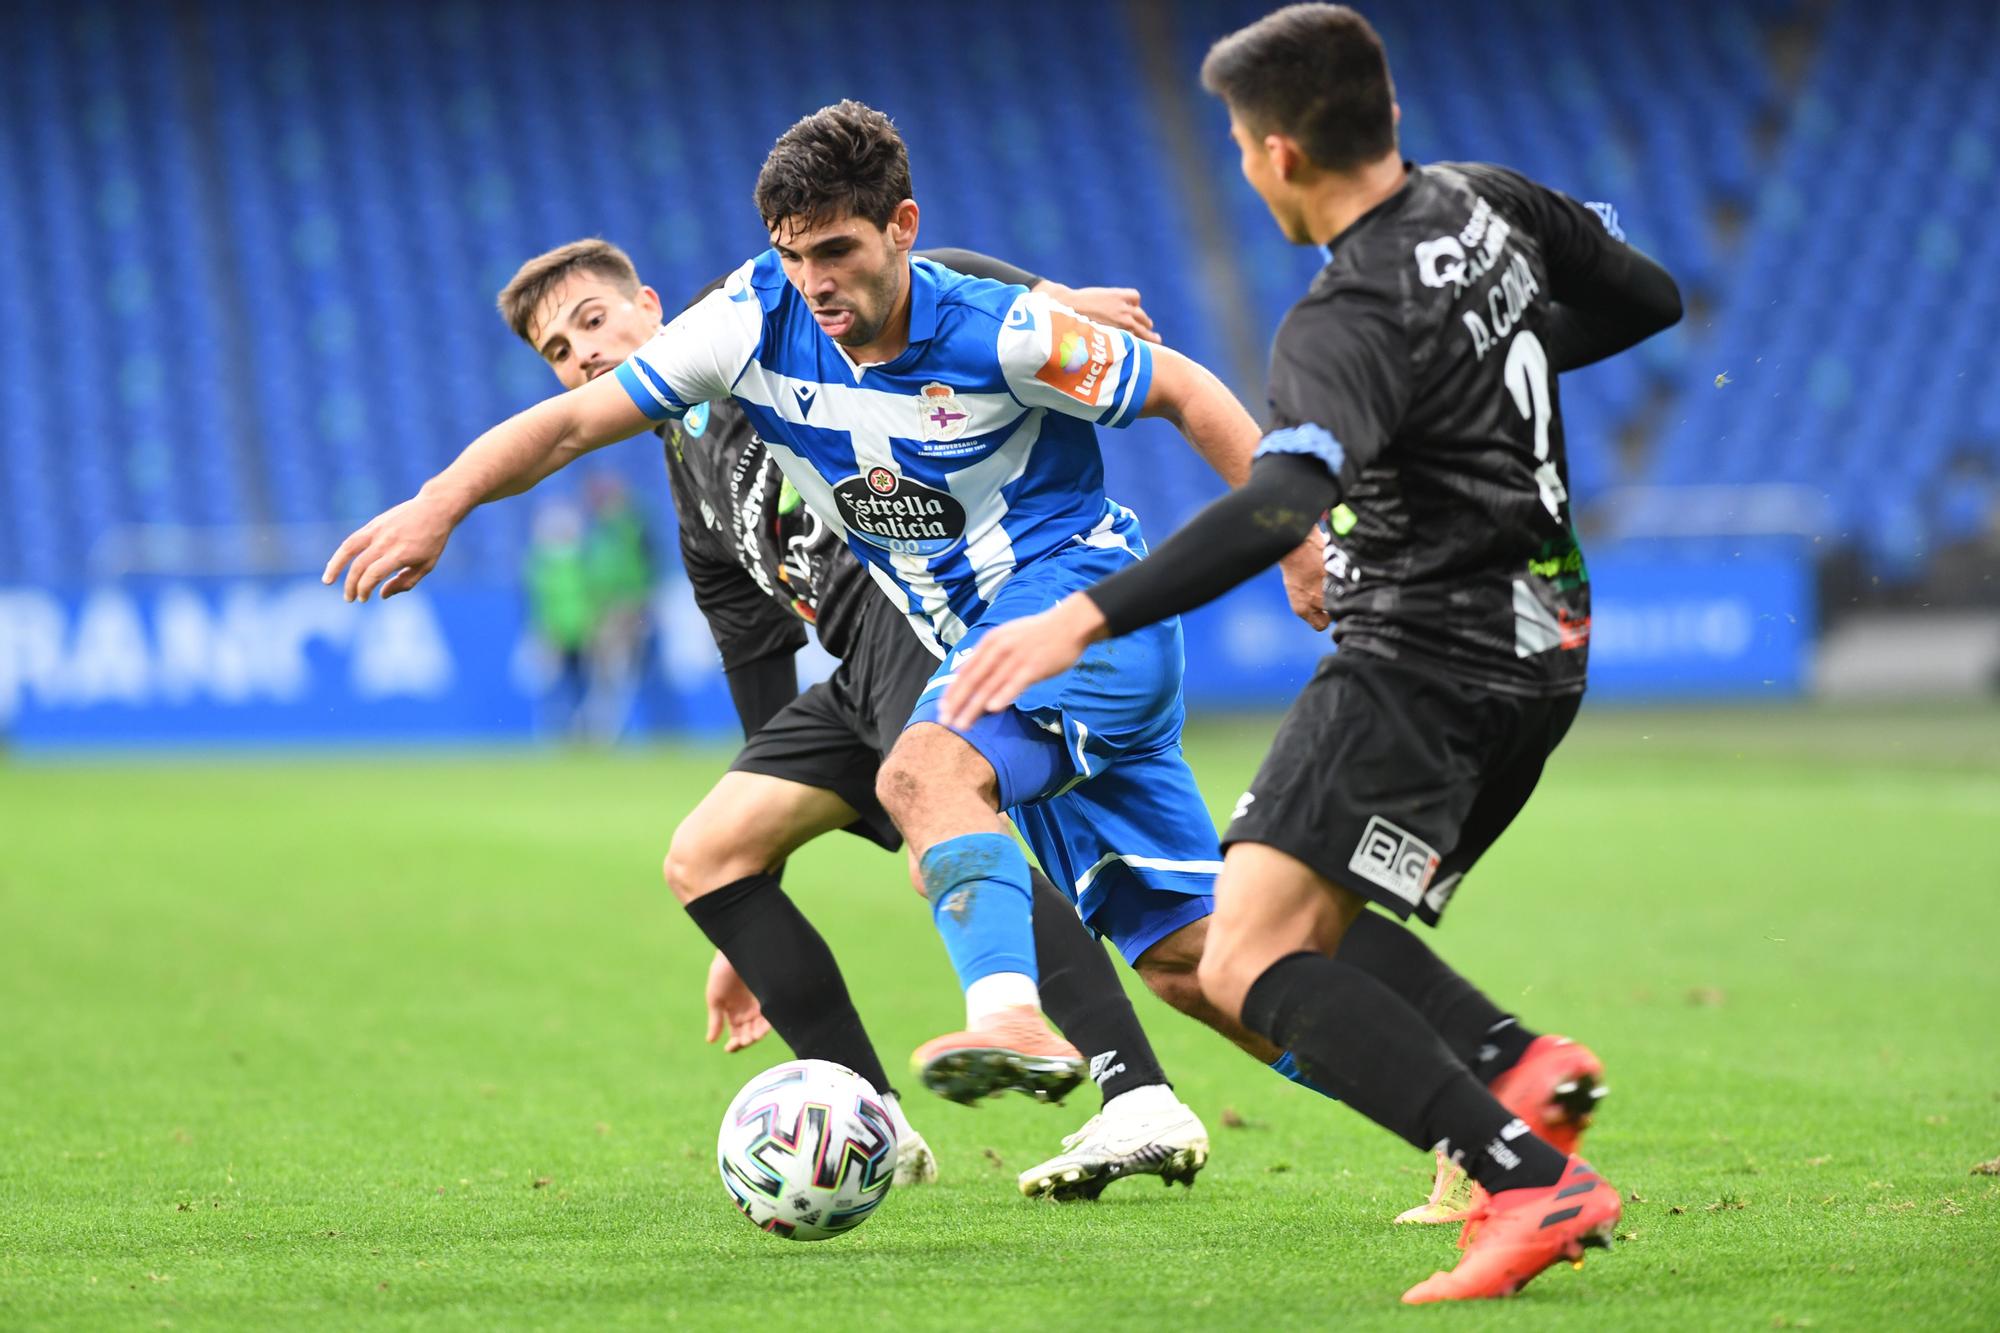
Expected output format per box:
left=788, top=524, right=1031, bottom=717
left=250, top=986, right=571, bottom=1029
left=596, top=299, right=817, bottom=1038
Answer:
left=1488, top=1035, right=1606, bottom=1156
left=1401, top=1156, right=1621, bottom=1304
left=911, top=1005, right=1087, bottom=1105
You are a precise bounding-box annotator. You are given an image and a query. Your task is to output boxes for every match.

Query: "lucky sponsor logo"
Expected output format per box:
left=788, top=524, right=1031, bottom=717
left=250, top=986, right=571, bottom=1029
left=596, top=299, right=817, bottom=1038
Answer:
left=1034, top=310, right=1113, bottom=405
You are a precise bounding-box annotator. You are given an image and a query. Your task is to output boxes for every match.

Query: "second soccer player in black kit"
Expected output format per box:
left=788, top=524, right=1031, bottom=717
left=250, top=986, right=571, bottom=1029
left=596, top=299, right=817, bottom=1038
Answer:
left=942, top=3, right=1682, bottom=1304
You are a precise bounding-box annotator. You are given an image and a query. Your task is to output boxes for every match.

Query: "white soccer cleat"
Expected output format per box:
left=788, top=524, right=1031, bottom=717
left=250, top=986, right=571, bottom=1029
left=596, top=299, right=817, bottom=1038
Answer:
left=1016, top=1092, right=1208, bottom=1201
left=883, top=1093, right=938, bottom=1186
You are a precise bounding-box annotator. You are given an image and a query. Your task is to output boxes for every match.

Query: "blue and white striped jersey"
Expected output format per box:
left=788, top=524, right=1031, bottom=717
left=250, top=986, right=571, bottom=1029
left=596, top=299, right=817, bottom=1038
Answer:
left=613, top=253, right=1155, bottom=656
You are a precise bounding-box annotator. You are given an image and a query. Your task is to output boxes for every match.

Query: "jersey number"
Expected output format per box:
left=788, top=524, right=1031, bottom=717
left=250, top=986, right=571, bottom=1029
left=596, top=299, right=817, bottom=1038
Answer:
left=1501, top=329, right=1568, bottom=521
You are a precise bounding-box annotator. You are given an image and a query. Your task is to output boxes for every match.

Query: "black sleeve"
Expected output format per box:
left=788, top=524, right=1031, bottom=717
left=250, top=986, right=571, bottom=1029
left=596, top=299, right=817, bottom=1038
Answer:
left=681, top=531, right=807, bottom=672
left=1263, top=283, right=1412, bottom=482
left=1088, top=453, right=1337, bottom=637
left=725, top=653, right=800, bottom=739
left=1461, top=165, right=1683, bottom=371
left=1084, top=283, right=1403, bottom=635
left=916, top=248, right=1043, bottom=289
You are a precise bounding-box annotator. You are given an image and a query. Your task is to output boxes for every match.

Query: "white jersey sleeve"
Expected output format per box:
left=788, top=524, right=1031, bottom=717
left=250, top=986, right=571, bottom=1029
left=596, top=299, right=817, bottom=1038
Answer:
left=995, top=289, right=1154, bottom=429
left=613, top=261, right=763, bottom=423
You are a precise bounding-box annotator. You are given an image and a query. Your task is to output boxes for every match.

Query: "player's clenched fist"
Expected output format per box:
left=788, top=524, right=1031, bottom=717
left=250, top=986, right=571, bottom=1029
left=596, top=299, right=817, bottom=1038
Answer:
left=938, top=592, right=1109, bottom=730
left=322, top=492, right=461, bottom=602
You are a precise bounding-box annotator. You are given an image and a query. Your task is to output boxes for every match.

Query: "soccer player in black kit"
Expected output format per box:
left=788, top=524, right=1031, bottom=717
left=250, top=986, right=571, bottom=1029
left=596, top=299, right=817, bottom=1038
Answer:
left=942, top=3, right=1682, bottom=1303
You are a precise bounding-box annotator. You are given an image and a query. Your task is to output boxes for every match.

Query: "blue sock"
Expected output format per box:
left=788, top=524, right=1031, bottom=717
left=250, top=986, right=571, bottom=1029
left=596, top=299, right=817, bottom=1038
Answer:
left=920, top=832, right=1038, bottom=989
left=1269, top=1050, right=1339, bottom=1101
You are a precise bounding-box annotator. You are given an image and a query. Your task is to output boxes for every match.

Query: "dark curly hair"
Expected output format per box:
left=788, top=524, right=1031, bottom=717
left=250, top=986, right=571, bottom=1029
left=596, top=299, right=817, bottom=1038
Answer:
left=754, top=100, right=914, bottom=239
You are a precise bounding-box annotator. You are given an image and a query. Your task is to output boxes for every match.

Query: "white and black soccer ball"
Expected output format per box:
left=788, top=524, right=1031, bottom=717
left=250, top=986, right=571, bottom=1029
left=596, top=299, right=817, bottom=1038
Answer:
left=716, top=1059, right=898, bottom=1241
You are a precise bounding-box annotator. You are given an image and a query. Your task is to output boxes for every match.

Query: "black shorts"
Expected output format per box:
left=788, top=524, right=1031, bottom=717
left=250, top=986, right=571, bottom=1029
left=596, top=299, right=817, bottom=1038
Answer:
left=727, top=594, right=940, bottom=851
left=1222, top=651, right=1581, bottom=926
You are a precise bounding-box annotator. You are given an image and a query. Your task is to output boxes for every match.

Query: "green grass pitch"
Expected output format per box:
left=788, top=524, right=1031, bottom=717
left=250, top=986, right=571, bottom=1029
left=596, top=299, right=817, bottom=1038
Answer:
left=2, top=704, right=1996, bottom=1330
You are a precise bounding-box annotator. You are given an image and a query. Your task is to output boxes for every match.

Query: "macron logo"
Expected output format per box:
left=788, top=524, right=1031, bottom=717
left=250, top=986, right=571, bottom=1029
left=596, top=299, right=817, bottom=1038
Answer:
left=794, top=384, right=817, bottom=417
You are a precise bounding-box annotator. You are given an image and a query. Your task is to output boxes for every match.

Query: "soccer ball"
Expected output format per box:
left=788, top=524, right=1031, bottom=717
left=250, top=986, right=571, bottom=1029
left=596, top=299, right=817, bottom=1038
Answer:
left=716, top=1059, right=898, bottom=1241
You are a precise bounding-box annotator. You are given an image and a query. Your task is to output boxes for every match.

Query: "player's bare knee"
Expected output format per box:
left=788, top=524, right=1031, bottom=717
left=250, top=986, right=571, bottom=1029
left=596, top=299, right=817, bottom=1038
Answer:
left=873, top=749, right=927, bottom=825
left=663, top=824, right=713, bottom=905
left=665, top=812, right=768, bottom=904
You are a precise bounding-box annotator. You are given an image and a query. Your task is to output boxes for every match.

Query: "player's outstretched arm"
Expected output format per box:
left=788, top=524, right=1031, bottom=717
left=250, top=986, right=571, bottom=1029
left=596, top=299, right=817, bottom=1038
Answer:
left=322, top=372, right=650, bottom=602
left=1141, top=346, right=1330, bottom=629
left=1138, top=344, right=1258, bottom=483
left=940, top=451, right=1338, bottom=728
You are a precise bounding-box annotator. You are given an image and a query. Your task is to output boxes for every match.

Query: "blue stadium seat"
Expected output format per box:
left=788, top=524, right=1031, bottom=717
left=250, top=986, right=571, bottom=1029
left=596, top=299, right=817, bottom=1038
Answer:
left=0, top=0, right=1988, bottom=589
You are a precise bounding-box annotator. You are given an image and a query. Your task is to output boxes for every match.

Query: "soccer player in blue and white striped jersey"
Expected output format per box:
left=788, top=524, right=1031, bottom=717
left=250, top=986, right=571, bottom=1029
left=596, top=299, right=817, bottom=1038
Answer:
left=325, top=100, right=1325, bottom=1109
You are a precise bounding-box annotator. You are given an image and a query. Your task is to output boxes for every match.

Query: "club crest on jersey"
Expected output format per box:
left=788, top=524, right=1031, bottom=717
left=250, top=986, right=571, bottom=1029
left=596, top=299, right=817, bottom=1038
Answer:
left=916, top=382, right=970, bottom=443
left=832, top=468, right=967, bottom=557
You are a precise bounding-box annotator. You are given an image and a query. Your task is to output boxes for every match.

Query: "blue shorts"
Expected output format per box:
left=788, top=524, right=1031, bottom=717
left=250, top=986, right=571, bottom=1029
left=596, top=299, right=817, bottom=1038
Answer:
left=909, top=542, right=1219, bottom=964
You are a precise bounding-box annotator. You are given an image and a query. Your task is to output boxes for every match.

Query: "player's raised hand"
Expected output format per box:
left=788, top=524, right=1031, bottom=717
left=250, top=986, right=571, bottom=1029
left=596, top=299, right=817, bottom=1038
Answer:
left=1282, top=532, right=1332, bottom=632
left=704, top=951, right=771, bottom=1053
left=322, top=492, right=460, bottom=602
left=939, top=593, right=1108, bottom=730
left=1039, top=282, right=1161, bottom=344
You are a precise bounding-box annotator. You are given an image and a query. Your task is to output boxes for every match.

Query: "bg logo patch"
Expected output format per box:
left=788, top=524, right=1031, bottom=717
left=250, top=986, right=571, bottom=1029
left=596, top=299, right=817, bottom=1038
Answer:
left=832, top=469, right=966, bottom=557
left=1347, top=815, right=1440, bottom=906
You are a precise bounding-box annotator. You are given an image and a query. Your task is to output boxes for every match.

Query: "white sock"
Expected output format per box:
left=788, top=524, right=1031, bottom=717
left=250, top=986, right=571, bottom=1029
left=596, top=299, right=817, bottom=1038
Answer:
left=1102, top=1083, right=1179, bottom=1118
left=965, top=971, right=1040, bottom=1027
left=882, top=1092, right=919, bottom=1143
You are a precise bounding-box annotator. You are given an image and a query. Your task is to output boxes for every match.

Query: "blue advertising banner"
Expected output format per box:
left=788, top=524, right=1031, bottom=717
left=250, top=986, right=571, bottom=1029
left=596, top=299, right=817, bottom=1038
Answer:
left=1583, top=553, right=1814, bottom=700
left=1177, top=549, right=1814, bottom=707
left=0, top=577, right=742, bottom=748
left=0, top=551, right=1812, bottom=748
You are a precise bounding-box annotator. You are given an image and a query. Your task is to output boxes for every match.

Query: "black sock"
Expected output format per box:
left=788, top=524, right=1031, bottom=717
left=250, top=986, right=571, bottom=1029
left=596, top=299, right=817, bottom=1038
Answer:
left=1337, top=911, right=1540, bottom=1082
left=682, top=873, right=897, bottom=1100
left=1029, top=869, right=1168, bottom=1103
left=1241, top=952, right=1566, bottom=1194
left=1472, top=1017, right=1539, bottom=1085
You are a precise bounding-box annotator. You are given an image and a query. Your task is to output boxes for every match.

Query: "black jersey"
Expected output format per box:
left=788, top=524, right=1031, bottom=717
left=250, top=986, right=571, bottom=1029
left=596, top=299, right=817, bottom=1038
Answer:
left=659, top=400, right=873, bottom=666
left=1267, top=161, right=1637, bottom=698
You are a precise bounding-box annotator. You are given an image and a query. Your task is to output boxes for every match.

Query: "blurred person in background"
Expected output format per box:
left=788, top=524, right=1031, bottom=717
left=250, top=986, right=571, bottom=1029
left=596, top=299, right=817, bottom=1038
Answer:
left=522, top=497, right=598, bottom=739
left=579, top=474, right=657, bottom=742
